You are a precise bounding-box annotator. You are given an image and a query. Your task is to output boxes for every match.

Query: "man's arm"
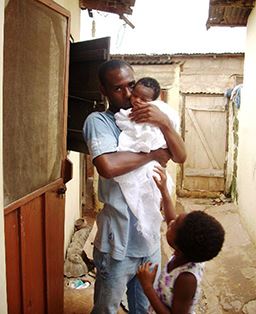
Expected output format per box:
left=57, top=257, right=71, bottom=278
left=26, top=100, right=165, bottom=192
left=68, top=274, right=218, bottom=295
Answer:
left=94, top=148, right=171, bottom=179
left=129, top=103, right=186, bottom=163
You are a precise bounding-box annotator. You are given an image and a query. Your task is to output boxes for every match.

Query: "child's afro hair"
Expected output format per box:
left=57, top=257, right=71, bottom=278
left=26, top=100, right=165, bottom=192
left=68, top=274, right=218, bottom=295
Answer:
left=175, top=211, right=225, bottom=263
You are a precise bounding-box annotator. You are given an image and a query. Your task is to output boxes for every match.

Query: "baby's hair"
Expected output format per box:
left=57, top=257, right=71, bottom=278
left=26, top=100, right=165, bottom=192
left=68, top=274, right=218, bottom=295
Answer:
left=175, top=211, right=225, bottom=263
left=98, top=59, right=134, bottom=87
left=136, top=77, right=161, bottom=101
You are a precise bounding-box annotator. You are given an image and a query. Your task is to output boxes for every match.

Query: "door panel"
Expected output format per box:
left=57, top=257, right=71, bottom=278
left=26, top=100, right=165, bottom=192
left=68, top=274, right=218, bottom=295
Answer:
left=4, top=183, right=65, bottom=314
left=4, top=211, right=22, bottom=314
left=180, top=94, right=227, bottom=196
left=67, top=37, right=110, bottom=153
left=3, top=0, right=69, bottom=207
left=20, top=197, right=46, bottom=314
left=45, top=188, right=65, bottom=313
left=3, top=0, right=70, bottom=313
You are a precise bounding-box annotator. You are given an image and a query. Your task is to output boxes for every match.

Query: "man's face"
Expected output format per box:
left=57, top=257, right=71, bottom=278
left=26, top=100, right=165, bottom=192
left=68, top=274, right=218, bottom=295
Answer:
left=100, top=66, right=135, bottom=113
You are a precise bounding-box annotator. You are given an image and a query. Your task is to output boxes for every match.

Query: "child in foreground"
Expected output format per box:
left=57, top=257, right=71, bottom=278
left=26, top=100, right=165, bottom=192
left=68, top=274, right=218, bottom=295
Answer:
left=137, top=166, right=225, bottom=314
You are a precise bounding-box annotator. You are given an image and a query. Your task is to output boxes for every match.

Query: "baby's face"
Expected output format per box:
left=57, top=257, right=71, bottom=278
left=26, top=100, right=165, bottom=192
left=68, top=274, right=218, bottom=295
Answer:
left=130, top=83, right=154, bottom=108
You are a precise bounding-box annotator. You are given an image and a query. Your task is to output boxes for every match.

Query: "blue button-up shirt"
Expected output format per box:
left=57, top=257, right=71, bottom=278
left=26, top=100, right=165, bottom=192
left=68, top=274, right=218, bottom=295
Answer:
left=83, top=110, right=160, bottom=260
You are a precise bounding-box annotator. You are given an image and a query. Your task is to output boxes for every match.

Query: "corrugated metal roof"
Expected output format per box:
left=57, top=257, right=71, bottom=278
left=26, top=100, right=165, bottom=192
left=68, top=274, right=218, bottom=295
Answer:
left=112, top=53, right=244, bottom=65
left=79, top=0, right=135, bottom=15
left=206, top=0, right=255, bottom=29
left=182, top=91, right=224, bottom=95
left=112, top=54, right=174, bottom=65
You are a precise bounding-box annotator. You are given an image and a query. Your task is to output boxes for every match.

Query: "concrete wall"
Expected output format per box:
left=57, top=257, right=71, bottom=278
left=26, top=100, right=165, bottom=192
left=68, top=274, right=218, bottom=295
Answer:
left=0, top=2, right=8, bottom=314
left=53, top=0, right=82, bottom=253
left=237, top=6, right=256, bottom=244
left=172, top=55, right=244, bottom=93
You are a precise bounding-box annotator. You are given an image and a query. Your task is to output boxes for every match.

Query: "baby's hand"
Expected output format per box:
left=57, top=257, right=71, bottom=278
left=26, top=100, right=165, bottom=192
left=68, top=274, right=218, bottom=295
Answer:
left=137, top=262, right=158, bottom=290
left=153, top=165, right=168, bottom=193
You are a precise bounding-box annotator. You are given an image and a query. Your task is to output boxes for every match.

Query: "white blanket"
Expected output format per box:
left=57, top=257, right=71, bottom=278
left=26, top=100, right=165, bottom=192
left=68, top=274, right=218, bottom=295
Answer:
left=114, top=100, right=180, bottom=241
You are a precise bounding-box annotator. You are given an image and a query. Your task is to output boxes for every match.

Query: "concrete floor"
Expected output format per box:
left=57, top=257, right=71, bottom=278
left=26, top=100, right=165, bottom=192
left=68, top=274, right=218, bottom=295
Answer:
left=64, top=215, right=127, bottom=314
left=64, top=198, right=256, bottom=314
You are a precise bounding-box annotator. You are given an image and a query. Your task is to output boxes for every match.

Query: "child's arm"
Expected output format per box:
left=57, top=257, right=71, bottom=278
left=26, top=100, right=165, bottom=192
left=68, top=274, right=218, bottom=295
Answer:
left=153, top=165, right=176, bottom=224
left=137, top=262, right=172, bottom=314
left=170, top=272, right=197, bottom=314
left=137, top=262, right=197, bottom=314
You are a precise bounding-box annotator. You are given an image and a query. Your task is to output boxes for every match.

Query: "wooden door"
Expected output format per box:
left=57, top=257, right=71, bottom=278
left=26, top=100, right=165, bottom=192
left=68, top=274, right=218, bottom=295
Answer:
left=179, top=94, right=227, bottom=197
left=3, top=0, right=71, bottom=313
left=67, top=37, right=110, bottom=153
left=67, top=37, right=110, bottom=213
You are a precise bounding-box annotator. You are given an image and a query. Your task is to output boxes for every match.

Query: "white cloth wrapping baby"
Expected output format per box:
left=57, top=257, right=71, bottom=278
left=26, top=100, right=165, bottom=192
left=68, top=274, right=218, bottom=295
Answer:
left=114, top=100, right=180, bottom=241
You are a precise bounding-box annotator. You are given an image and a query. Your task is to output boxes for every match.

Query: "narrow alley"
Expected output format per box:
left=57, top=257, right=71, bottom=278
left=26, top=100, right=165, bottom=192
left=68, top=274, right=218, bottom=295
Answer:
left=64, top=197, right=256, bottom=314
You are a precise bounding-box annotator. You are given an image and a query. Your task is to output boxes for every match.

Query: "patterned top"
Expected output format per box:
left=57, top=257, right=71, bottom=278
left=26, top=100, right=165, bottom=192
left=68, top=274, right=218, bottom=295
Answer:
left=148, top=256, right=204, bottom=314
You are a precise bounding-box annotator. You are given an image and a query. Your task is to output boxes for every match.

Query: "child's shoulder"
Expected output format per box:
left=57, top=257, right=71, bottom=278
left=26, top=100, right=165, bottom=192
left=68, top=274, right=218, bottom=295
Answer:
left=178, top=262, right=205, bottom=282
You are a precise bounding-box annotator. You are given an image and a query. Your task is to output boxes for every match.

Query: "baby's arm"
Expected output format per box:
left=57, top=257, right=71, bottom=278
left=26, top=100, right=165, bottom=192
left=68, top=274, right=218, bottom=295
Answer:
left=153, top=165, right=176, bottom=224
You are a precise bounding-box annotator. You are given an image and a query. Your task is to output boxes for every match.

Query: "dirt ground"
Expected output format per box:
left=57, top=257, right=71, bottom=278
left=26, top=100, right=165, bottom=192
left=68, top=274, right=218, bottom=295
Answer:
left=64, top=197, right=256, bottom=314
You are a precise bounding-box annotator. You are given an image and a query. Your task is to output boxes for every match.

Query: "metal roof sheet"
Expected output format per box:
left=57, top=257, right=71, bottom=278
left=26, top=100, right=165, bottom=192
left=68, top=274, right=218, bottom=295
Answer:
left=206, top=0, right=255, bottom=29
left=112, top=53, right=244, bottom=65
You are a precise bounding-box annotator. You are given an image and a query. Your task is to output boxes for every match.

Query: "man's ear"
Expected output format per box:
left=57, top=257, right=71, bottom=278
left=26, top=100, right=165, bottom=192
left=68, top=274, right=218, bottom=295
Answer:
left=99, top=84, right=106, bottom=96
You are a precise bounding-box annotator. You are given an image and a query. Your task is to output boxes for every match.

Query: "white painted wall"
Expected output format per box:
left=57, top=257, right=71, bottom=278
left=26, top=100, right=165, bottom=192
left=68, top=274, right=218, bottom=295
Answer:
left=54, top=0, right=82, bottom=252
left=237, top=6, right=256, bottom=244
left=0, top=2, right=8, bottom=314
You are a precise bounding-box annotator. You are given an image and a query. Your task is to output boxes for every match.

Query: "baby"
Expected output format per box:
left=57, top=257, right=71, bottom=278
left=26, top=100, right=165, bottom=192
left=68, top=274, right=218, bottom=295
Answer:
left=114, top=77, right=180, bottom=240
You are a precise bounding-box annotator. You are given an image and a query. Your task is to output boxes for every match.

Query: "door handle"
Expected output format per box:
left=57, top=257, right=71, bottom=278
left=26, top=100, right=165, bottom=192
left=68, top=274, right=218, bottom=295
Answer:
left=57, top=186, right=67, bottom=198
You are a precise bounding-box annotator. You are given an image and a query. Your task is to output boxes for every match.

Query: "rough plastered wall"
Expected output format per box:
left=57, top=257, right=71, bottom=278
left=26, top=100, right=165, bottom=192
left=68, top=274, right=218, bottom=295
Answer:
left=173, top=55, right=244, bottom=94
left=54, top=0, right=81, bottom=253
left=237, top=6, right=256, bottom=244
left=0, top=2, right=8, bottom=314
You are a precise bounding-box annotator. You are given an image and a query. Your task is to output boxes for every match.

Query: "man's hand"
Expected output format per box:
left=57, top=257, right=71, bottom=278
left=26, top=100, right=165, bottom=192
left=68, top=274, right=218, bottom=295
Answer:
left=129, top=102, right=169, bottom=128
left=151, top=148, right=172, bottom=167
left=129, top=102, right=186, bottom=164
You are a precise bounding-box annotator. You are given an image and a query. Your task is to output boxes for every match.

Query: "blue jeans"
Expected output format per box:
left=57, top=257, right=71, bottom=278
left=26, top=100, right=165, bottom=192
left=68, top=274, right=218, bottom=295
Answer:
left=91, top=246, right=161, bottom=314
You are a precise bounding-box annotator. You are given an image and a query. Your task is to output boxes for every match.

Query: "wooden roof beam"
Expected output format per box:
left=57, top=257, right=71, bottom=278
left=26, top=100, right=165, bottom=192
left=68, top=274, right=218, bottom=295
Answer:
left=209, top=0, right=255, bottom=8
left=79, top=0, right=134, bottom=15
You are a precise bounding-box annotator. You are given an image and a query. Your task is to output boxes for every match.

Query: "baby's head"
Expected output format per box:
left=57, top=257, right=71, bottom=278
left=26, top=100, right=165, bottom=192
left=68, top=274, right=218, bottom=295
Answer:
left=131, top=77, right=160, bottom=107
left=168, top=211, right=225, bottom=263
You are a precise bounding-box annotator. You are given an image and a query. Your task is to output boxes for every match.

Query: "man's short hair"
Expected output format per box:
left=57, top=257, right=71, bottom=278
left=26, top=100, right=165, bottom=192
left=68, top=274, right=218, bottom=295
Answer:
left=98, top=60, right=133, bottom=86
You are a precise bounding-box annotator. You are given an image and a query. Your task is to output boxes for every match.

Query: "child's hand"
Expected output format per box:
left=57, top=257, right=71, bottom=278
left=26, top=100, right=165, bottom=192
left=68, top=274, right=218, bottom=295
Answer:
left=153, top=165, right=168, bottom=194
left=137, top=262, right=158, bottom=290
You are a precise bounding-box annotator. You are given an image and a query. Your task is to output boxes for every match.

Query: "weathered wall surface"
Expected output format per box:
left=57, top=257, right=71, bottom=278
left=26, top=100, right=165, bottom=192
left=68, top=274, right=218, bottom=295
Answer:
left=237, top=6, right=256, bottom=244
left=54, top=0, right=82, bottom=253
left=172, top=54, right=244, bottom=94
